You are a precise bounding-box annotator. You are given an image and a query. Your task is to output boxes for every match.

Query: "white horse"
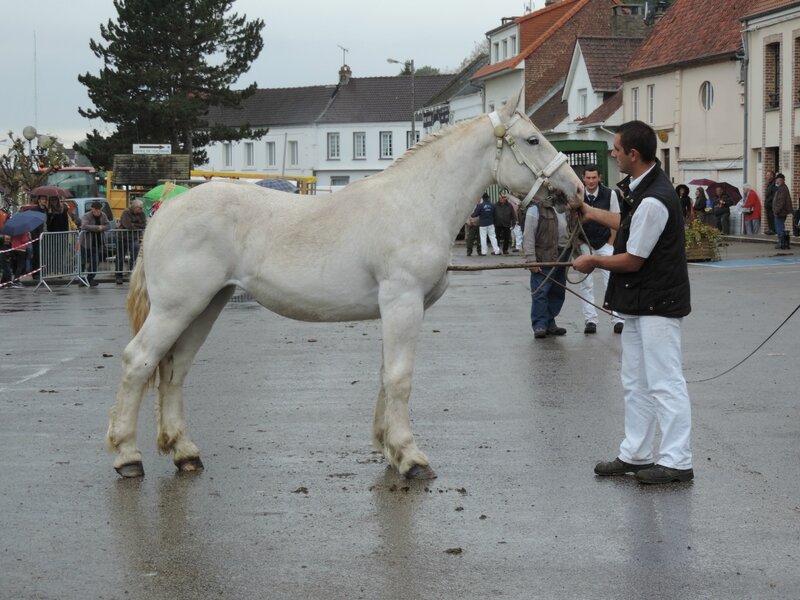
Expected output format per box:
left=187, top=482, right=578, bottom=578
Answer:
left=106, top=92, right=584, bottom=479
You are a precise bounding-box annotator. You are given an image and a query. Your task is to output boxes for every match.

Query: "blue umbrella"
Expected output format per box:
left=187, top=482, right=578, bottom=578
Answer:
left=1, top=210, right=46, bottom=236
left=256, top=178, right=297, bottom=193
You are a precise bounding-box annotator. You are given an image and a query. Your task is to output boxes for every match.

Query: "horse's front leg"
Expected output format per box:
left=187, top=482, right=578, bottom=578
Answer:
left=375, top=283, right=436, bottom=480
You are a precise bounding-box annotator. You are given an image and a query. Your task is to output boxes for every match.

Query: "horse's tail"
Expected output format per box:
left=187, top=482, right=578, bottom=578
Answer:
left=127, top=255, right=150, bottom=335
left=125, top=252, right=156, bottom=388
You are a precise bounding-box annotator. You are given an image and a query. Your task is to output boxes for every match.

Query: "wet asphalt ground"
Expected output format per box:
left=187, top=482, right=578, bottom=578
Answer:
left=1, top=238, right=799, bottom=600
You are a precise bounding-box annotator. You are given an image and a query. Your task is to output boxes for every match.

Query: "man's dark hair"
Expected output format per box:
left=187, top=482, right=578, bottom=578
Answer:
left=91, top=201, right=103, bottom=209
left=583, top=164, right=600, bottom=175
left=617, top=120, right=657, bottom=163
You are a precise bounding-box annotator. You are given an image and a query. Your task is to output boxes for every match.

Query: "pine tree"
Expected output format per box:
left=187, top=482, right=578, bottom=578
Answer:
left=77, top=0, right=266, bottom=168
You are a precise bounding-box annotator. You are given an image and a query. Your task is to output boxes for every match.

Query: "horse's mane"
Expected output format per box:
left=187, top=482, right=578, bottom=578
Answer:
left=384, top=115, right=482, bottom=172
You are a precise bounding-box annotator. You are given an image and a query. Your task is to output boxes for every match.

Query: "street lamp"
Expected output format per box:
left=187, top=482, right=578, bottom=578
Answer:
left=387, top=58, right=416, bottom=145
left=22, top=125, right=37, bottom=161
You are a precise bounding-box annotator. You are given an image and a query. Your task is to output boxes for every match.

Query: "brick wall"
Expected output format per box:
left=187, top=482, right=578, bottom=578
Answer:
left=523, top=0, right=615, bottom=108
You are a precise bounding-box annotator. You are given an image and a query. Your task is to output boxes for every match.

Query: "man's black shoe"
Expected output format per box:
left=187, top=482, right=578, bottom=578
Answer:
left=546, top=325, right=566, bottom=336
left=594, top=458, right=654, bottom=476
left=533, top=328, right=547, bottom=339
left=614, top=322, right=624, bottom=334
left=584, top=322, right=597, bottom=334
left=635, top=464, right=694, bottom=484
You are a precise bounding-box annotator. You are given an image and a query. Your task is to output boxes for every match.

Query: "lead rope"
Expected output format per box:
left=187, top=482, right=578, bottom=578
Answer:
left=448, top=221, right=799, bottom=382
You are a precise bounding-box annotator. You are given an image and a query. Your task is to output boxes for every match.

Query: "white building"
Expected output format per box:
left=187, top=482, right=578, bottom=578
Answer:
left=201, top=67, right=453, bottom=191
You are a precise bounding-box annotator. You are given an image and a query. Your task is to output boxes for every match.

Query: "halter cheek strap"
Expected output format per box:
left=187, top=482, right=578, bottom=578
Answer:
left=488, top=111, right=569, bottom=204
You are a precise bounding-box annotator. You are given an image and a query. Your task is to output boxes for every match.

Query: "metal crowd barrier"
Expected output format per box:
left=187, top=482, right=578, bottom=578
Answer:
left=35, top=229, right=144, bottom=291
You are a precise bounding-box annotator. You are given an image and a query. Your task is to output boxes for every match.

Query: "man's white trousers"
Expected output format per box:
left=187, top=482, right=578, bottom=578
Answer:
left=618, top=315, right=693, bottom=470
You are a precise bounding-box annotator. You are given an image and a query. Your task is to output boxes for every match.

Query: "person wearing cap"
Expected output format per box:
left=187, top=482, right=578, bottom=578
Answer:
left=772, top=173, right=793, bottom=249
left=80, top=202, right=110, bottom=286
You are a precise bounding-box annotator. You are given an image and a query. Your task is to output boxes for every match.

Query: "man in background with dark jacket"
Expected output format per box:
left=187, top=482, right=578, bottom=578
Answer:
left=470, top=193, right=500, bottom=255
left=772, top=173, right=793, bottom=249
left=576, top=164, right=624, bottom=335
left=494, top=192, right=516, bottom=255
left=764, top=169, right=776, bottom=235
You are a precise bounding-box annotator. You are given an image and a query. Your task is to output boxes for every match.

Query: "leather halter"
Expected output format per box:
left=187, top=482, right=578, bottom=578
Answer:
left=488, top=110, right=569, bottom=205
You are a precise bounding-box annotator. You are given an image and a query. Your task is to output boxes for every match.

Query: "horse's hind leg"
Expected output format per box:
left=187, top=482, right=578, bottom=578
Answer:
left=156, top=286, right=235, bottom=472
left=107, top=313, right=198, bottom=477
left=375, top=283, right=436, bottom=480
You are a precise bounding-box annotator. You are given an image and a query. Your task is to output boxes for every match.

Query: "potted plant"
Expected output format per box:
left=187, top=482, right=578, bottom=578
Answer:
left=685, top=217, right=721, bottom=261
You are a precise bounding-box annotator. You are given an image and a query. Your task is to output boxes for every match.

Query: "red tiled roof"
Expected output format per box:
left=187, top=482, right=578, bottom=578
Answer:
left=743, top=0, right=800, bottom=19
left=531, top=91, right=569, bottom=131
left=472, top=0, right=588, bottom=81
left=625, top=0, right=751, bottom=76
left=579, top=36, right=644, bottom=91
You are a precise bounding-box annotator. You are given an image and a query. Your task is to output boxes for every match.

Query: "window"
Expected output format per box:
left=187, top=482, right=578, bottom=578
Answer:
left=631, top=87, right=639, bottom=121
left=510, top=35, right=517, bottom=55
left=765, top=42, right=781, bottom=109
left=795, top=37, right=800, bottom=103
left=223, top=142, right=232, bottom=167
left=493, top=42, right=499, bottom=63
left=266, top=141, right=276, bottom=166
left=380, top=131, right=393, bottom=159
left=330, top=176, right=350, bottom=186
left=327, top=132, right=340, bottom=160
left=647, top=84, right=655, bottom=123
left=406, top=130, right=419, bottom=149
left=502, top=39, right=508, bottom=59
left=578, top=88, right=587, bottom=117
left=700, top=81, right=714, bottom=110
left=353, top=132, right=366, bottom=159
left=244, top=142, right=254, bottom=167
left=288, top=140, right=298, bottom=166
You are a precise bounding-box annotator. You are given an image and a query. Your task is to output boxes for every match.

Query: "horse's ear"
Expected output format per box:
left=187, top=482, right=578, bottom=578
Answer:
left=500, top=89, right=523, bottom=120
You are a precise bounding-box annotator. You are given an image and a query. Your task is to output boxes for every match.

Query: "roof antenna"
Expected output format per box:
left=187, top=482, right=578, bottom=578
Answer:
left=337, top=45, right=349, bottom=66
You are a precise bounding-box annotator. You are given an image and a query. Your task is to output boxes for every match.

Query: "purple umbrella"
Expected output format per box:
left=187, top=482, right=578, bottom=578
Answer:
left=256, top=178, right=297, bottom=193
left=1, top=210, right=46, bottom=236
left=688, top=179, right=741, bottom=203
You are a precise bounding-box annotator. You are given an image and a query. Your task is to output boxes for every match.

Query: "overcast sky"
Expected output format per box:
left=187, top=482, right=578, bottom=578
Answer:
left=1, top=0, right=539, bottom=148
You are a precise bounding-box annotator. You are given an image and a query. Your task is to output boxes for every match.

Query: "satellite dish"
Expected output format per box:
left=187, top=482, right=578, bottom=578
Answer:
left=22, top=126, right=37, bottom=141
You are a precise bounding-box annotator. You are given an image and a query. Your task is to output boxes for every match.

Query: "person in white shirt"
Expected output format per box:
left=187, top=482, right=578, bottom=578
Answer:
left=573, top=121, right=694, bottom=485
left=576, top=165, right=624, bottom=334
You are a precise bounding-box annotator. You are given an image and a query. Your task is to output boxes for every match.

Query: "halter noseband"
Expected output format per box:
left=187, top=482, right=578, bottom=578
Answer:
left=488, top=110, right=569, bottom=204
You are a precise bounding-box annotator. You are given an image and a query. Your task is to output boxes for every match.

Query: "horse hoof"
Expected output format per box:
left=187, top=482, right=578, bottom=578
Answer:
left=115, top=462, right=145, bottom=478
left=405, top=464, right=437, bottom=480
left=176, top=457, right=204, bottom=473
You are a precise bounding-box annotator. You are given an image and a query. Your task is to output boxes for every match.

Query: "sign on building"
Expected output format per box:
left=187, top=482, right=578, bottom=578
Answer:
left=112, top=154, right=191, bottom=186
left=133, top=144, right=172, bottom=155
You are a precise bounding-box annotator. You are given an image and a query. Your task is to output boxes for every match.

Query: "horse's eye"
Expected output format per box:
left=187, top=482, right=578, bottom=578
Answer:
left=526, top=136, right=539, bottom=145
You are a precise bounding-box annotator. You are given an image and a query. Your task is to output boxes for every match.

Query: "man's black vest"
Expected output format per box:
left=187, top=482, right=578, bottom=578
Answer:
left=583, top=185, right=613, bottom=249
left=603, top=164, right=691, bottom=318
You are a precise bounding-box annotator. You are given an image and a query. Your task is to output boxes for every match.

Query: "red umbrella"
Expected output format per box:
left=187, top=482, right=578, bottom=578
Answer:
left=30, top=185, right=73, bottom=198
left=687, top=179, right=741, bottom=203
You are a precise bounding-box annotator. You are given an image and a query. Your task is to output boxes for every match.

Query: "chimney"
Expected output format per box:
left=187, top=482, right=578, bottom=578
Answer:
left=339, top=64, right=352, bottom=85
